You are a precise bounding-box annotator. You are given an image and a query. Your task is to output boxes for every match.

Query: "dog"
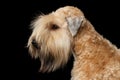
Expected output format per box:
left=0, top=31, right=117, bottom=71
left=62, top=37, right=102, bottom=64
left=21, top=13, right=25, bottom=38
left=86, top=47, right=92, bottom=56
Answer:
left=27, top=6, right=120, bottom=80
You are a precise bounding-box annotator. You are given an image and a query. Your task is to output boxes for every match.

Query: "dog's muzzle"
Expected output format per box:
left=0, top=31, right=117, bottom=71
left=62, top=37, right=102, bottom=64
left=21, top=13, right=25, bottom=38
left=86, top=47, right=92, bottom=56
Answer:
left=31, top=39, right=39, bottom=49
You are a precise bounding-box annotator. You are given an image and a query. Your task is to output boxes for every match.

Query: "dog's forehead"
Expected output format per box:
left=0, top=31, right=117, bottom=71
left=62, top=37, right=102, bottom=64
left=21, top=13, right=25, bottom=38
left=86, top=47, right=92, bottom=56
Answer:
left=33, top=13, right=67, bottom=29
left=52, top=14, right=67, bottom=27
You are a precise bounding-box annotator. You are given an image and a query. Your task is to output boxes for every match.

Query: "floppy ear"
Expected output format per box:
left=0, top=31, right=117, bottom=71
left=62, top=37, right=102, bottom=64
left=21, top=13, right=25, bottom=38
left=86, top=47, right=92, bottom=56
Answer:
left=66, top=16, right=84, bottom=36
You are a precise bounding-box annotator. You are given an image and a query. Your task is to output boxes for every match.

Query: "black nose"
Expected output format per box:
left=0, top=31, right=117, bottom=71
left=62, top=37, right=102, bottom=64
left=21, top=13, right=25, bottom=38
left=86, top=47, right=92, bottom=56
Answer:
left=32, top=39, right=39, bottom=49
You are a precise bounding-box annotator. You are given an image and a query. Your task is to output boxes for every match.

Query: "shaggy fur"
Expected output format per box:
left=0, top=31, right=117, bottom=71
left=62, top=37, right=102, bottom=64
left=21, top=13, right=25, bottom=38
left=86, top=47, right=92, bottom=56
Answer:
left=27, top=6, right=120, bottom=80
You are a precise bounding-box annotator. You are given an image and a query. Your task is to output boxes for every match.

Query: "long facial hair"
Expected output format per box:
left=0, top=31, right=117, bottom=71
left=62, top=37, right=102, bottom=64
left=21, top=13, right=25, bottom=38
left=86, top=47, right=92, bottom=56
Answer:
left=27, top=14, right=73, bottom=72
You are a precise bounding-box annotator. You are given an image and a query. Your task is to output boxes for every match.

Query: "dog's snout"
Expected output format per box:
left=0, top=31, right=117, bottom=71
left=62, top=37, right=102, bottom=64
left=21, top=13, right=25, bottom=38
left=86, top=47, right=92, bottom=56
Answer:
left=32, top=39, right=39, bottom=49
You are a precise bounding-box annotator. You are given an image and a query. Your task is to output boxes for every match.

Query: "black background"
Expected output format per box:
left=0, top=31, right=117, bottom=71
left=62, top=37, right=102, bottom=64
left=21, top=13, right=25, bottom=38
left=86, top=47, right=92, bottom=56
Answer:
left=3, top=0, right=120, bottom=80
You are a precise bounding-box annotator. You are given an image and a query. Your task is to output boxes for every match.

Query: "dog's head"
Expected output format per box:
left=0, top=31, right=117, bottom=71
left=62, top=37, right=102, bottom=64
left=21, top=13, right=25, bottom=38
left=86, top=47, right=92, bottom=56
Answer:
left=27, top=6, right=85, bottom=72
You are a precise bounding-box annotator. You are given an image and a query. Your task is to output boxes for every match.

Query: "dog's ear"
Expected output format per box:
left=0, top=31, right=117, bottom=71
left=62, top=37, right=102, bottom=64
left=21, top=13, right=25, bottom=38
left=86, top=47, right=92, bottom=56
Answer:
left=66, top=16, right=84, bottom=36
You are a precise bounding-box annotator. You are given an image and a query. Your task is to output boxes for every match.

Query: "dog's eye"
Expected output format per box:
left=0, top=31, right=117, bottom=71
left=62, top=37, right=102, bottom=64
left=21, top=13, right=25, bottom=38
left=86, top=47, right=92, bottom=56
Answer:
left=51, top=24, right=59, bottom=30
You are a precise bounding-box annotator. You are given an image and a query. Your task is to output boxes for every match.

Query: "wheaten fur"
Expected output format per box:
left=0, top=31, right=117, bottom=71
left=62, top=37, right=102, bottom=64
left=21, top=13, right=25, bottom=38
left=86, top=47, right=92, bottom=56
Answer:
left=27, top=6, right=120, bottom=80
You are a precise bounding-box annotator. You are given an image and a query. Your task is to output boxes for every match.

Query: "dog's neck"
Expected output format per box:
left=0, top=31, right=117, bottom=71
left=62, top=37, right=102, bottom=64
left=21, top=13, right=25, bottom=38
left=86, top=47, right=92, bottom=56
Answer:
left=73, top=20, right=100, bottom=57
left=71, top=20, right=119, bottom=80
left=73, top=20, right=117, bottom=59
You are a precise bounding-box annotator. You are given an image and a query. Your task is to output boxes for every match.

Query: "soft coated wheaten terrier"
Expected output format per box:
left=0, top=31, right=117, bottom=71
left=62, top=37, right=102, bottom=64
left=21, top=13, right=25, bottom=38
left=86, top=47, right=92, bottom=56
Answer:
left=27, top=6, right=120, bottom=80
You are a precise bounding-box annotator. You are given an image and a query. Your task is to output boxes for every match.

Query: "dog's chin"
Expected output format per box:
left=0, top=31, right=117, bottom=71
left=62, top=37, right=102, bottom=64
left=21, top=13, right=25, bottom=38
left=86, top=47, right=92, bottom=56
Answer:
left=39, top=49, right=72, bottom=73
left=28, top=43, right=72, bottom=72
